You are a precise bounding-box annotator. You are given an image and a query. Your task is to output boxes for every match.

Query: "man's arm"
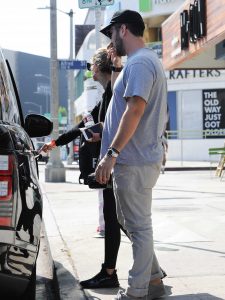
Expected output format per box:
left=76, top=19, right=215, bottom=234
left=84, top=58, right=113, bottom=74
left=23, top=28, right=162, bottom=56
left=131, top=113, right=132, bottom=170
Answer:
left=111, top=66, right=122, bottom=90
left=110, top=96, right=146, bottom=152
left=95, top=96, right=146, bottom=184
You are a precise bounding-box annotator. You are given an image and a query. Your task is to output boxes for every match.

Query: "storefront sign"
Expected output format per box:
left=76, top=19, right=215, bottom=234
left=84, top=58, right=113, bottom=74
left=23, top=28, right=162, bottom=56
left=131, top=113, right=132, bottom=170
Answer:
left=154, top=0, right=175, bottom=3
left=203, top=89, right=225, bottom=138
left=139, top=0, right=152, bottom=12
left=139, top=0, right=176, bottom=12
left=180, top=0, right=206, bottom=50
left=168, top=69, right=222, bottom=80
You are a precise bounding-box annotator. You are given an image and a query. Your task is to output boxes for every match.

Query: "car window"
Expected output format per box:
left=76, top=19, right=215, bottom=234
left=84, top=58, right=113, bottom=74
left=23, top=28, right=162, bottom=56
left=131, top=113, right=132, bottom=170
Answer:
left=0, top=52, right=21, bottom=124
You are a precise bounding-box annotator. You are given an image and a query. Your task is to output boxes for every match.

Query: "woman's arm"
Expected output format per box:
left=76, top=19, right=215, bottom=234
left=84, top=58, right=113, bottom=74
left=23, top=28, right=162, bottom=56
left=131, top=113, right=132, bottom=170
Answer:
left=40, top=101, right=102, bottom=152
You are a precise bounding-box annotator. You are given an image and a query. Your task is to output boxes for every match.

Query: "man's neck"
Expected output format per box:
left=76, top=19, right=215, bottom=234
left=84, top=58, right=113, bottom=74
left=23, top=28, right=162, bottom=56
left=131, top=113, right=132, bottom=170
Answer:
left=125, top=37, right=145, bottom=56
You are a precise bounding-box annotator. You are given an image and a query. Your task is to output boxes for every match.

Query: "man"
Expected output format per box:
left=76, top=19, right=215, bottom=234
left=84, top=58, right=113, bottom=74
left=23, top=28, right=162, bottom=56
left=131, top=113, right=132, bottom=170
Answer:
left=96, top=10, right=167, bottom=300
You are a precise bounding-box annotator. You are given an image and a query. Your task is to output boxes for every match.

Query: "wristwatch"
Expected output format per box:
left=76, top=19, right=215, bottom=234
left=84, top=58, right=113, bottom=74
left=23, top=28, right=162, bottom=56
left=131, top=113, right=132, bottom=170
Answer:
left=110, top=65, right=123, bottom=72
left=107, top=147, right=120, bottom=158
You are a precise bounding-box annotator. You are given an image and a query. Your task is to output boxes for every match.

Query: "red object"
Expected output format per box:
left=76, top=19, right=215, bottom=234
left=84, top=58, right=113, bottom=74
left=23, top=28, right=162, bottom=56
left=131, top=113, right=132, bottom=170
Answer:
left=0, top=155, right=14, bottom=201
left=0, top=217, right=11, bottom=226
left=50, top=140, right=56, bottom=147
left=0, top=155, right=14, bottom=227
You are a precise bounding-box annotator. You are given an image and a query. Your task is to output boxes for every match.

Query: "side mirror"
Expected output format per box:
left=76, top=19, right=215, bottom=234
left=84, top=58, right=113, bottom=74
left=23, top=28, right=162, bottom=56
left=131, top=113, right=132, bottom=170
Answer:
left=24, top=114, right=53, bottom=138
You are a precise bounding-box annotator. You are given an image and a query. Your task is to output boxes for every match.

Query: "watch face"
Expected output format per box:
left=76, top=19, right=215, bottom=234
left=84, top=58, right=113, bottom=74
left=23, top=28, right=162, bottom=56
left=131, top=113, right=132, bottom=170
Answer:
left=107, top=149, right=113, bottom=156
left=107, top=148, right=118, bottom=158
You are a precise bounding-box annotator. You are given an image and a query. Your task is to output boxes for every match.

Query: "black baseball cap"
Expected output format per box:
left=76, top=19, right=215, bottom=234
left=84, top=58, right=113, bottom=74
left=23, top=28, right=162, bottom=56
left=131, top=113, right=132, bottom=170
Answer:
left=100, top=10, right=145, bottom=38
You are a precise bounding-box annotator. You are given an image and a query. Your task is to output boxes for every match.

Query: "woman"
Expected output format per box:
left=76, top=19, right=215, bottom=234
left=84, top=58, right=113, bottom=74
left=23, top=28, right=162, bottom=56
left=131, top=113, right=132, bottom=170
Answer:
left=41, top=47, right=126, bottom=288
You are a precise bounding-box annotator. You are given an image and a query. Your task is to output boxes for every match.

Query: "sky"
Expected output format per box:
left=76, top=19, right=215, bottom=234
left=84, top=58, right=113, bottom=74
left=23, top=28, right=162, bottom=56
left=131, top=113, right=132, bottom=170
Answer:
left=0, top=0, right=87, bottom=58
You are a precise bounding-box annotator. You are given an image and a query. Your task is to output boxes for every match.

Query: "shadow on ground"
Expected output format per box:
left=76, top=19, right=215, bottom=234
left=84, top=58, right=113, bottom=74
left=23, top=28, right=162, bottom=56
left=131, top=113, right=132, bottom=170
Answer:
left=167, top=294, right=224, bottom=300
left=54, top=261, right=85, bottom=299
left=84, top=284, right=224, bottom=300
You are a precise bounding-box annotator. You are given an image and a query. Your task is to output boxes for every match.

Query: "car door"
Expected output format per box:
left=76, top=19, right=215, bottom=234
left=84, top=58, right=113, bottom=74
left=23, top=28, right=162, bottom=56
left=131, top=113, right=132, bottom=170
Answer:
left=0, top=50, right=42, bottom=249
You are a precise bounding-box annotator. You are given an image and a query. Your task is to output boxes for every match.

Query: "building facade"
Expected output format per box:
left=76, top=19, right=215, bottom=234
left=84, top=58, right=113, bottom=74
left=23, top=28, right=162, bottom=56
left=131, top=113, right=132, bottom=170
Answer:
left=162, top=0, right=225, bottom=161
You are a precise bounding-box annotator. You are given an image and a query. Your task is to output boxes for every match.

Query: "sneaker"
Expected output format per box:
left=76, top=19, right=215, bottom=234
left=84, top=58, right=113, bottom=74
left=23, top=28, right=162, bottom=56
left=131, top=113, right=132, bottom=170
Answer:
left=93, top=230, right=105, bottom=238
left=148, top=281, right=166, bottom=299
left=114, top=290, right=147, bottom=300
left=160, top=268, right=167, bottom=279
left=80, top=264, right=119, bottom=289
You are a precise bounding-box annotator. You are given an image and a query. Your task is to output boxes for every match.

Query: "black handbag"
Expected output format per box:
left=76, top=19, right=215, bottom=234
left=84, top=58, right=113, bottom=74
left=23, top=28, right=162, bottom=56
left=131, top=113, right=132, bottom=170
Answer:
left=78, top=134, right=100, bottom=184
left=87, top=172, right=112, bottom=189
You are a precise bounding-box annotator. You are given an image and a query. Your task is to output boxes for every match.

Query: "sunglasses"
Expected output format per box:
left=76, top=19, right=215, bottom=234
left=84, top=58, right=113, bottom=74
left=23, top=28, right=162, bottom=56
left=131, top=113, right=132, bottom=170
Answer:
left=87, top=62, right=92, bottom=71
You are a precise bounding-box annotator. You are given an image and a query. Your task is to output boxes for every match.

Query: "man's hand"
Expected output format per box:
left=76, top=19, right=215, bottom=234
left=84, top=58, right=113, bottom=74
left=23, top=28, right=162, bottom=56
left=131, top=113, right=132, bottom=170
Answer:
left=39, top=140, right=56, bottom=153
left=107, top=43, right=122, bottom=68
left=95, top=155, right=116, bottom=184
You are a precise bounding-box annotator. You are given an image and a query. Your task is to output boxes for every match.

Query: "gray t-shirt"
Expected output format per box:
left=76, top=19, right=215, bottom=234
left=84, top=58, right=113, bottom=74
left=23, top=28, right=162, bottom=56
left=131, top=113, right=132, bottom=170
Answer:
left=101, top=47, right=167, bottom=165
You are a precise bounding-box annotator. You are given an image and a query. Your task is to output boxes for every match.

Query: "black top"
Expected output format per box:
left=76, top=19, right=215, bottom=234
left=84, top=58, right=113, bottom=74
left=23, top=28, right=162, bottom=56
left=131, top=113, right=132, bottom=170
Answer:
left=55, top=81, right=112, bottom=146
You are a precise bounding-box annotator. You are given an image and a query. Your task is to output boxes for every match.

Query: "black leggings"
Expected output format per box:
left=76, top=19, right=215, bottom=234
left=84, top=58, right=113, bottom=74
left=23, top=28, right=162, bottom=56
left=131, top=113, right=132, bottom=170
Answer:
left=103, top=188, right=127, bottom=269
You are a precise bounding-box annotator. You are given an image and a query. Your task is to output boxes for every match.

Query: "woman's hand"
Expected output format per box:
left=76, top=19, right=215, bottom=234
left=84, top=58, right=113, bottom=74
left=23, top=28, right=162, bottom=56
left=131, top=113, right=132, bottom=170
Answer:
left=88, top=130, right=101, bottom=142
left=39, top=140, right=56, bottom=153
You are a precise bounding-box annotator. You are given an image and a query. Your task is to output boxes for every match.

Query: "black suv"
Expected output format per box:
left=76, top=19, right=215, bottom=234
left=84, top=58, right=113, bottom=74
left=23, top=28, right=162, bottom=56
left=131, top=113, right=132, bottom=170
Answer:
left=0, top=49, right=52, bottom=299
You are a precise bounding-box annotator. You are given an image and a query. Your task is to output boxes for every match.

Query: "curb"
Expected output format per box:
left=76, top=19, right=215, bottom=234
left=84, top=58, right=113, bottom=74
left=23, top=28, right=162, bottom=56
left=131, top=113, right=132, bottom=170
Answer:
left=41, top=184, right=87, bottom=300
left=39, top=221, right=60, bottom=300
left=62, top=164, right=216, bottom=172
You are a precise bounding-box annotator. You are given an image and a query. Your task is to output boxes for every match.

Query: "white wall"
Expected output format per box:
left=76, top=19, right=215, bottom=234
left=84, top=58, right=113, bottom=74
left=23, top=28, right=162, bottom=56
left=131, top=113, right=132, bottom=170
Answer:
left=167, top=70, right=225, bottom=161
left=110, top=0, right=184, bottom=17
left=177, top=90, right=203, bottom=139
left=168, top=139, right=224, bottom=162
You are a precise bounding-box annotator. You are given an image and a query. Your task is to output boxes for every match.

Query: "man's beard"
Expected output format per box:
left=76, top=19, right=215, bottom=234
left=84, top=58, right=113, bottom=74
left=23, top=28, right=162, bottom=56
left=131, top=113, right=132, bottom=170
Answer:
left=115, top=34, right=126, bottom=56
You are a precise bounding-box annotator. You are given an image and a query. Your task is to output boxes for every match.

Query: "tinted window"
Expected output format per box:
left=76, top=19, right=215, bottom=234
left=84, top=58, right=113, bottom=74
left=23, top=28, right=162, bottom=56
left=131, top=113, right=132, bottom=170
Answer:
left=0, top=51, right=21, bottom=124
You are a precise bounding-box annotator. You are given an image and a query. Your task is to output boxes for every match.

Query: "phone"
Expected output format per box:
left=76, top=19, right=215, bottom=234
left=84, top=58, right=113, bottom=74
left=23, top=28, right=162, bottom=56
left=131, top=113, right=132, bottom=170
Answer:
left=80, top=122, right=103, bottom=141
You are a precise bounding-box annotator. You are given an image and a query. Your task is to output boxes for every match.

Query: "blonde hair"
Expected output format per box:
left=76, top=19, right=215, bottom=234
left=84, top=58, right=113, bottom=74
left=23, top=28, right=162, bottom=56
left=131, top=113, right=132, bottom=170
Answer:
left=91, top=48, right=111, bottom=74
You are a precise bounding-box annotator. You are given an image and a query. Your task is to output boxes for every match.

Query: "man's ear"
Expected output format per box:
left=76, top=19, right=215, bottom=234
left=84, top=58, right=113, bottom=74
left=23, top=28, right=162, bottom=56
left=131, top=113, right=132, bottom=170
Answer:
left=120, top=24, right=127, bottom=37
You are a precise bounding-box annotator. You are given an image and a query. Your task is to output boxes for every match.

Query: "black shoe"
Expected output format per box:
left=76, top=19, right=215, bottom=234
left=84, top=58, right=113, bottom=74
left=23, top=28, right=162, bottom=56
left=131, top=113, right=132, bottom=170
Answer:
left=80, top=265, right=119, bottom=289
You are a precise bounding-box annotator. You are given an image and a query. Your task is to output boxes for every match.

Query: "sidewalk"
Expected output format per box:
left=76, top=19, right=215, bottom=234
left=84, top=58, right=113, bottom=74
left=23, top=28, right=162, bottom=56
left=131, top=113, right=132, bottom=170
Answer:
left=40, top=163, right=225, bottom=300
left=61, top=160, right=214, bottom=170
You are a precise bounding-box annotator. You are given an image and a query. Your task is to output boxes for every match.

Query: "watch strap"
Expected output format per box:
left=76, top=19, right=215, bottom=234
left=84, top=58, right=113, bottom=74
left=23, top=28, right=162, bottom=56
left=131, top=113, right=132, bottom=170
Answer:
left=107, top=147, right=120, bottom=158
left=110, top=147, right=120, bottom=154
left=111, top=65, right=123, bottom=72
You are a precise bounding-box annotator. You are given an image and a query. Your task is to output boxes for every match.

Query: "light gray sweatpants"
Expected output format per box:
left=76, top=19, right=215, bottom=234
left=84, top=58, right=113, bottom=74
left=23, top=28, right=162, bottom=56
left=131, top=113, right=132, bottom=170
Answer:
left=113, top=163, right=163, bottom=298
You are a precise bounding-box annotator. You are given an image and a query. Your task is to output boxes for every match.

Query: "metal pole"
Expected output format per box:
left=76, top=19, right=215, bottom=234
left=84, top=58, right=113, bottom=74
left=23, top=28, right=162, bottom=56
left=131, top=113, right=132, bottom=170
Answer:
left=67, top=9, right=76, bottom=164
left=45, top=91, right=49, bottom=113
left=180, top=91, right=184, bottom=167
left=95, top=8, right=103, bottom=102
left=95, top=8, right=102, bottom=49
left=45, top=0, right=65, bottom=182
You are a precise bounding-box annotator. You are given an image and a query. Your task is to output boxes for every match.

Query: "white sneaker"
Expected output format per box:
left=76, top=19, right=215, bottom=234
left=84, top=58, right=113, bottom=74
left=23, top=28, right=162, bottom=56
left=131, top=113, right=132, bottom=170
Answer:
left=93, top=230, right=105, bottom=238
left=114, top=290, right=147, bottom=300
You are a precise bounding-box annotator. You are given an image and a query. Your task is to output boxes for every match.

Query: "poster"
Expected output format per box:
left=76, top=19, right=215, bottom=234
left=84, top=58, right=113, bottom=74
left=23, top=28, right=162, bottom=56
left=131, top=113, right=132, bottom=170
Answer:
left=202, top=89, right=225, bottom=138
